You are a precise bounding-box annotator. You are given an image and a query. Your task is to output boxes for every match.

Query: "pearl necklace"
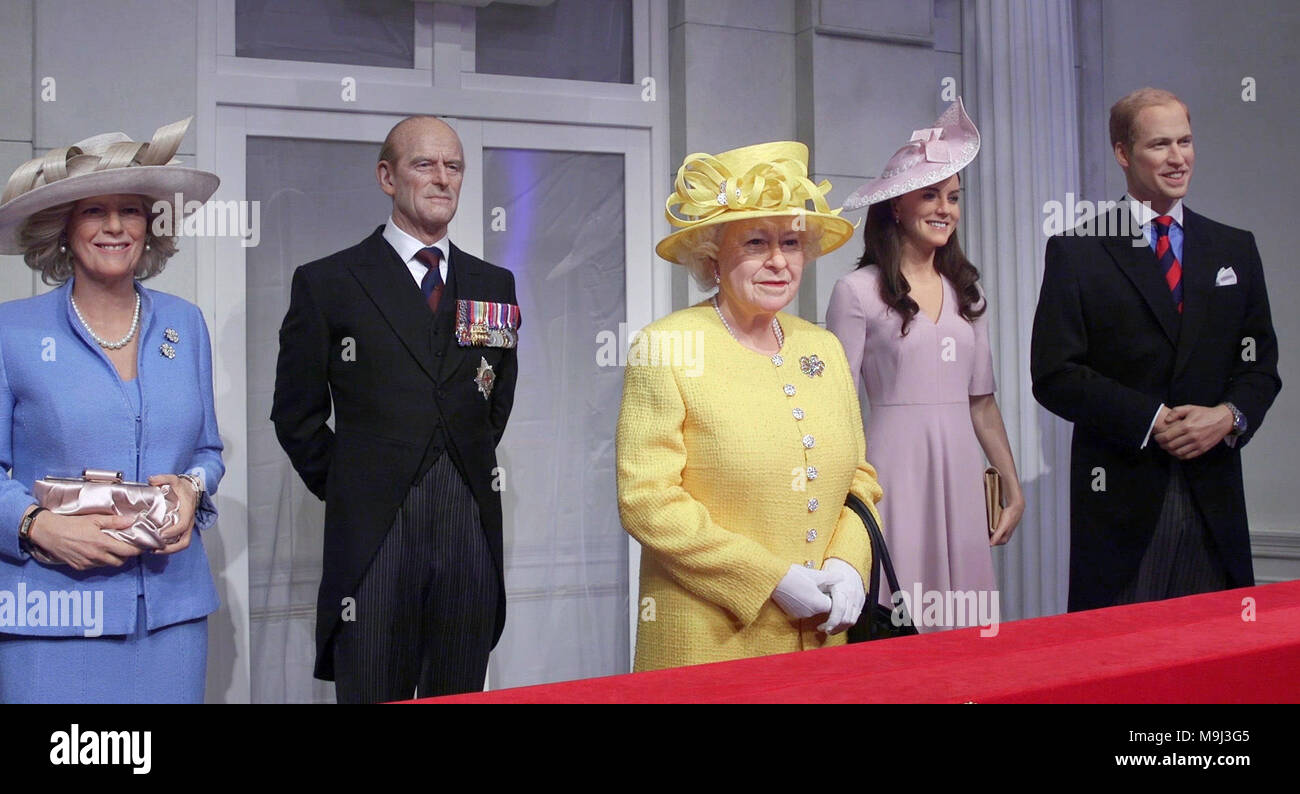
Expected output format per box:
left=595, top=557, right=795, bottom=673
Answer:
left=71, top=293, right=141, bottom=350
left=712, top=296, right=784, bottom=350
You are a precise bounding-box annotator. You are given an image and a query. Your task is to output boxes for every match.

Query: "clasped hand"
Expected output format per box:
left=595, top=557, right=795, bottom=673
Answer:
left=27, top=474, right=199, bottom=569
left=771, top=558, right=865, bottom=635
left=1152, top=404, right=1234, bottom=460
left=147, top=474, right=199, bottom=555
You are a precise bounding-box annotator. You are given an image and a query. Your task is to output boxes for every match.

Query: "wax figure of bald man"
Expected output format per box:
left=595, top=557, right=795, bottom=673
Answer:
left=273, top=116, right=520, bottom=701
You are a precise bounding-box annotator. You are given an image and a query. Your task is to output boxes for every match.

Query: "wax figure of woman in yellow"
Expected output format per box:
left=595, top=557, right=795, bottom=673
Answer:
left=617, top=142, right=885, bottom=671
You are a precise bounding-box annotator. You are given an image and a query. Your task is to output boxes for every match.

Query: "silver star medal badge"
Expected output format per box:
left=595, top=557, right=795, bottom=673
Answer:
left=474, top=356, right=496, bottom=400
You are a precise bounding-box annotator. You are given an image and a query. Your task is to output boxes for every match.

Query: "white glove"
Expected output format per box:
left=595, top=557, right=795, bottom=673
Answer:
left=817, top=557, right=865, bottom=635
left=771, top=564, right=833, bottom=620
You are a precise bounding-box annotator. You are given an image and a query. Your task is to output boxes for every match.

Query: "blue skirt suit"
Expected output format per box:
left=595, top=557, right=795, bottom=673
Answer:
left=0, top=278, right=223, bottom=703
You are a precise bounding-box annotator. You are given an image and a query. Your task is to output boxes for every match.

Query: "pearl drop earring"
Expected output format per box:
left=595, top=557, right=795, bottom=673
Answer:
left=59, top=240, right=67, bottom=253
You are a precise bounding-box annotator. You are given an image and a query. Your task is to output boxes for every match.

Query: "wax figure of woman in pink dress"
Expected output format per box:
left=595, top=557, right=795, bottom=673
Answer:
left=826, top=99, right=1024, bottom=630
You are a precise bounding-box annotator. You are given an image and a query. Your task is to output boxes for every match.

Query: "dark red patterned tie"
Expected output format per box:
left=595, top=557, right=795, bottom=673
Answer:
left=1152, top=216, right=1183, bottom=314
left=416, top=247, right=444, bottom=313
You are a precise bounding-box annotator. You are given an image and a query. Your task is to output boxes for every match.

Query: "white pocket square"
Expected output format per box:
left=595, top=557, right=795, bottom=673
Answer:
left=1215, top=266, right=1238, bottom=286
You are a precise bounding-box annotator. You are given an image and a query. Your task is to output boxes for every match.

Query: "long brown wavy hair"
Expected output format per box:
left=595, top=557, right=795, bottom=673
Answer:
left=856, top=183, right=986, bottom=336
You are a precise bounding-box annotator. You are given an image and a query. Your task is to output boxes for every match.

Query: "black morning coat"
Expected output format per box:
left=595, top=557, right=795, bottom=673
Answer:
left=271, top=226, right=518, bottom=679
left=1031, top=206, right=1281, bottom=610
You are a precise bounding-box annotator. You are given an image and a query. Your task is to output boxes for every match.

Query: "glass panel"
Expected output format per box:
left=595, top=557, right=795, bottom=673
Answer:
left=245, top=136, right=392, bottom=703
left=475, top=0, right=633, bottom=83
left=236, top=0, right=415, bottom=68
left=483, top=148, right=629, bottom=687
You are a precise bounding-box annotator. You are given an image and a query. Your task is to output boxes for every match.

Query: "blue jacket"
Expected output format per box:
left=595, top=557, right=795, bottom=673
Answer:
left=0, top=279, right=222, bottom=635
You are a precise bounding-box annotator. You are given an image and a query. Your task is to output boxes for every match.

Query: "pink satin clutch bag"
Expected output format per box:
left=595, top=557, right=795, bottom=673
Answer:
left=31, top=469, right=179, bottom=564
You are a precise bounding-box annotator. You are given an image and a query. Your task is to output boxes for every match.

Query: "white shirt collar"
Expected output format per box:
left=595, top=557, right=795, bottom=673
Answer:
left=1126, top=195, right=1184, bottom=228
left=382, top=217, right=451, bottom=265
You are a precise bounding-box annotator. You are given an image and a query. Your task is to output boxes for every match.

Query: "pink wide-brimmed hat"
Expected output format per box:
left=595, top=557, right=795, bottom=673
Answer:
left=841, top=97, right=980, bottom=211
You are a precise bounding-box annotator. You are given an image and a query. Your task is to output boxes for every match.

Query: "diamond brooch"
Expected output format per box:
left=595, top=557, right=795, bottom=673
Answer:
left=799, top=355, right=825, bottom=378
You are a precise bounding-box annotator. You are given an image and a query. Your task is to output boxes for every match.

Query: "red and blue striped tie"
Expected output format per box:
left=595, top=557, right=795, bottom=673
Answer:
left=1152, top=215, right=1183, bottom=314
left=417, top=247, right=444, bottom=313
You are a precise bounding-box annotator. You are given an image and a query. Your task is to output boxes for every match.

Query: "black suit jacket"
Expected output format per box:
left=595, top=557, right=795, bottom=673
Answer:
left=1031, top=206, right=1280, bottom=611
left=271, top=226, right=518, bottom=680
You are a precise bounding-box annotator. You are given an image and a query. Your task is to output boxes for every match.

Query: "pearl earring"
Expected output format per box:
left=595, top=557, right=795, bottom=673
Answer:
left=714, top=272, right=721, bottom=285
left=59, top=240, right=67, bottom=253
left=145, top=242, right=151, bottom=251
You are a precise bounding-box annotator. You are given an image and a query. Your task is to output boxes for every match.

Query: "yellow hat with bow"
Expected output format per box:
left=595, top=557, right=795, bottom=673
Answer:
left=655, top=141, right=856, bottom=264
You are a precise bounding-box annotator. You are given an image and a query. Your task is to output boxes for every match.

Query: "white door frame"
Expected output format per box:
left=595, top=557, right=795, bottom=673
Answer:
left=211, top=107, right=664, bottom=695
left=471, top=118, right=658, bottom=668
left=198, top=0, right=671, bottom=699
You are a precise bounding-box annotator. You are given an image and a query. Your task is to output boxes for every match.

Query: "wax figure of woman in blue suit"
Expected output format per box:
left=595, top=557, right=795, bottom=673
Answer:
left=0, top=118, right=224, bottom=703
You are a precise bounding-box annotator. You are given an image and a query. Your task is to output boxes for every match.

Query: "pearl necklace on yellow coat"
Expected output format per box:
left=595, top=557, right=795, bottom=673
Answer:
left=711, top=294, right=783, bottom=352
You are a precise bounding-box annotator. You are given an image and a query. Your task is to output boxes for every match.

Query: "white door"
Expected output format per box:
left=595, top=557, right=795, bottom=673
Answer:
left=220, top=109, right=656, bottom=700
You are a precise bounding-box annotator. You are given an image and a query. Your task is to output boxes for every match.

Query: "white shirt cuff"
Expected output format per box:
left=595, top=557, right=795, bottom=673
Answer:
left=1140, top=405, right=1165, bottom=450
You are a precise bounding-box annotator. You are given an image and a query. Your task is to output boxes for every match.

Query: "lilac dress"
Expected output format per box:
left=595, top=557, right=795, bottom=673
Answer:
left=826, top=266, right=996, bottom=629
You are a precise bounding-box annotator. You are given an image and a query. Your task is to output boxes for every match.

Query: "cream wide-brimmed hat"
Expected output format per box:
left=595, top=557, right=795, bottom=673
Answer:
left=655, top=141, right=856, bottom=264
left=840, top=97, right=980, bottom=211
left=0, top=117, right=219, bottom=254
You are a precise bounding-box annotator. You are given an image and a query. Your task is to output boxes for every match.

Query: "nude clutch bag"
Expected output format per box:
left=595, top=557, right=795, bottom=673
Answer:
left=31, top=469, right=179, bottom=564
left=984, top=466, right=1003, bottom=537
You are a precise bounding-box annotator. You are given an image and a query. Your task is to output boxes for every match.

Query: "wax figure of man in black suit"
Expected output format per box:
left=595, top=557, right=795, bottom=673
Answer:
left=272, top=116, right=519, bottom=701
left=1031, top=88, right=1280, bottom=611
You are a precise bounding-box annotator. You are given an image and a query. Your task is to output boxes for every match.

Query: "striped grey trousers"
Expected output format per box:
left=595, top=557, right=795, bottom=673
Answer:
left=333, top=453, right=498, bottom=703
left=1114, top=461, right=1230, bottom=605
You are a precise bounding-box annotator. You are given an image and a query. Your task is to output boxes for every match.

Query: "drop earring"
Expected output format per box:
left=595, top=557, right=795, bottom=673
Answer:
left=59, top=238, right=67, bottom=253
left=714, top=271, right=721, bottom=285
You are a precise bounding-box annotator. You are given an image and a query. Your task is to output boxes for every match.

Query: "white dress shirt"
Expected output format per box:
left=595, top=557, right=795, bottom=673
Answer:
left=1131, top=197, right=1184, bottom=450
left=382, top=216, right=450, bottom=288
left=1125, top=198, right=1236, bottom=450
left=1130, top=196, right=1185, bottom=260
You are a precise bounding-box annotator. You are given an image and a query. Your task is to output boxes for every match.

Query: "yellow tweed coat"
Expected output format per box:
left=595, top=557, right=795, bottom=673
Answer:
left=617, top=303, right=884, bottom=671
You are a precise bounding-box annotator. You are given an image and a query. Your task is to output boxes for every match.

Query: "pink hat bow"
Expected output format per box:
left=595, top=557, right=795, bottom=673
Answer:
left=841, top=97, right=981, bottom=211
left=909, top=128, right=951, bottom=164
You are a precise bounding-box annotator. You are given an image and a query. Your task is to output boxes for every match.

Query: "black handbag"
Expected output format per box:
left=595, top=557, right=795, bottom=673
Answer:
left=844, top=492, right=919, bottom=642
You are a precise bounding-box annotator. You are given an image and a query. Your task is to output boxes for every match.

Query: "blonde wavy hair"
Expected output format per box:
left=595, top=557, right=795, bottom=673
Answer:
left=17, top=196, right=178, bottom=285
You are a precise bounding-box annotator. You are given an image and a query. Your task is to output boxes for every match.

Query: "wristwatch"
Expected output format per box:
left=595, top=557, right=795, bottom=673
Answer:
left=178, top=472, right=205, bottom=497
left=1224, top=402, right=1247, bottom=437
left=18, top=507, right=47, bottom=555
